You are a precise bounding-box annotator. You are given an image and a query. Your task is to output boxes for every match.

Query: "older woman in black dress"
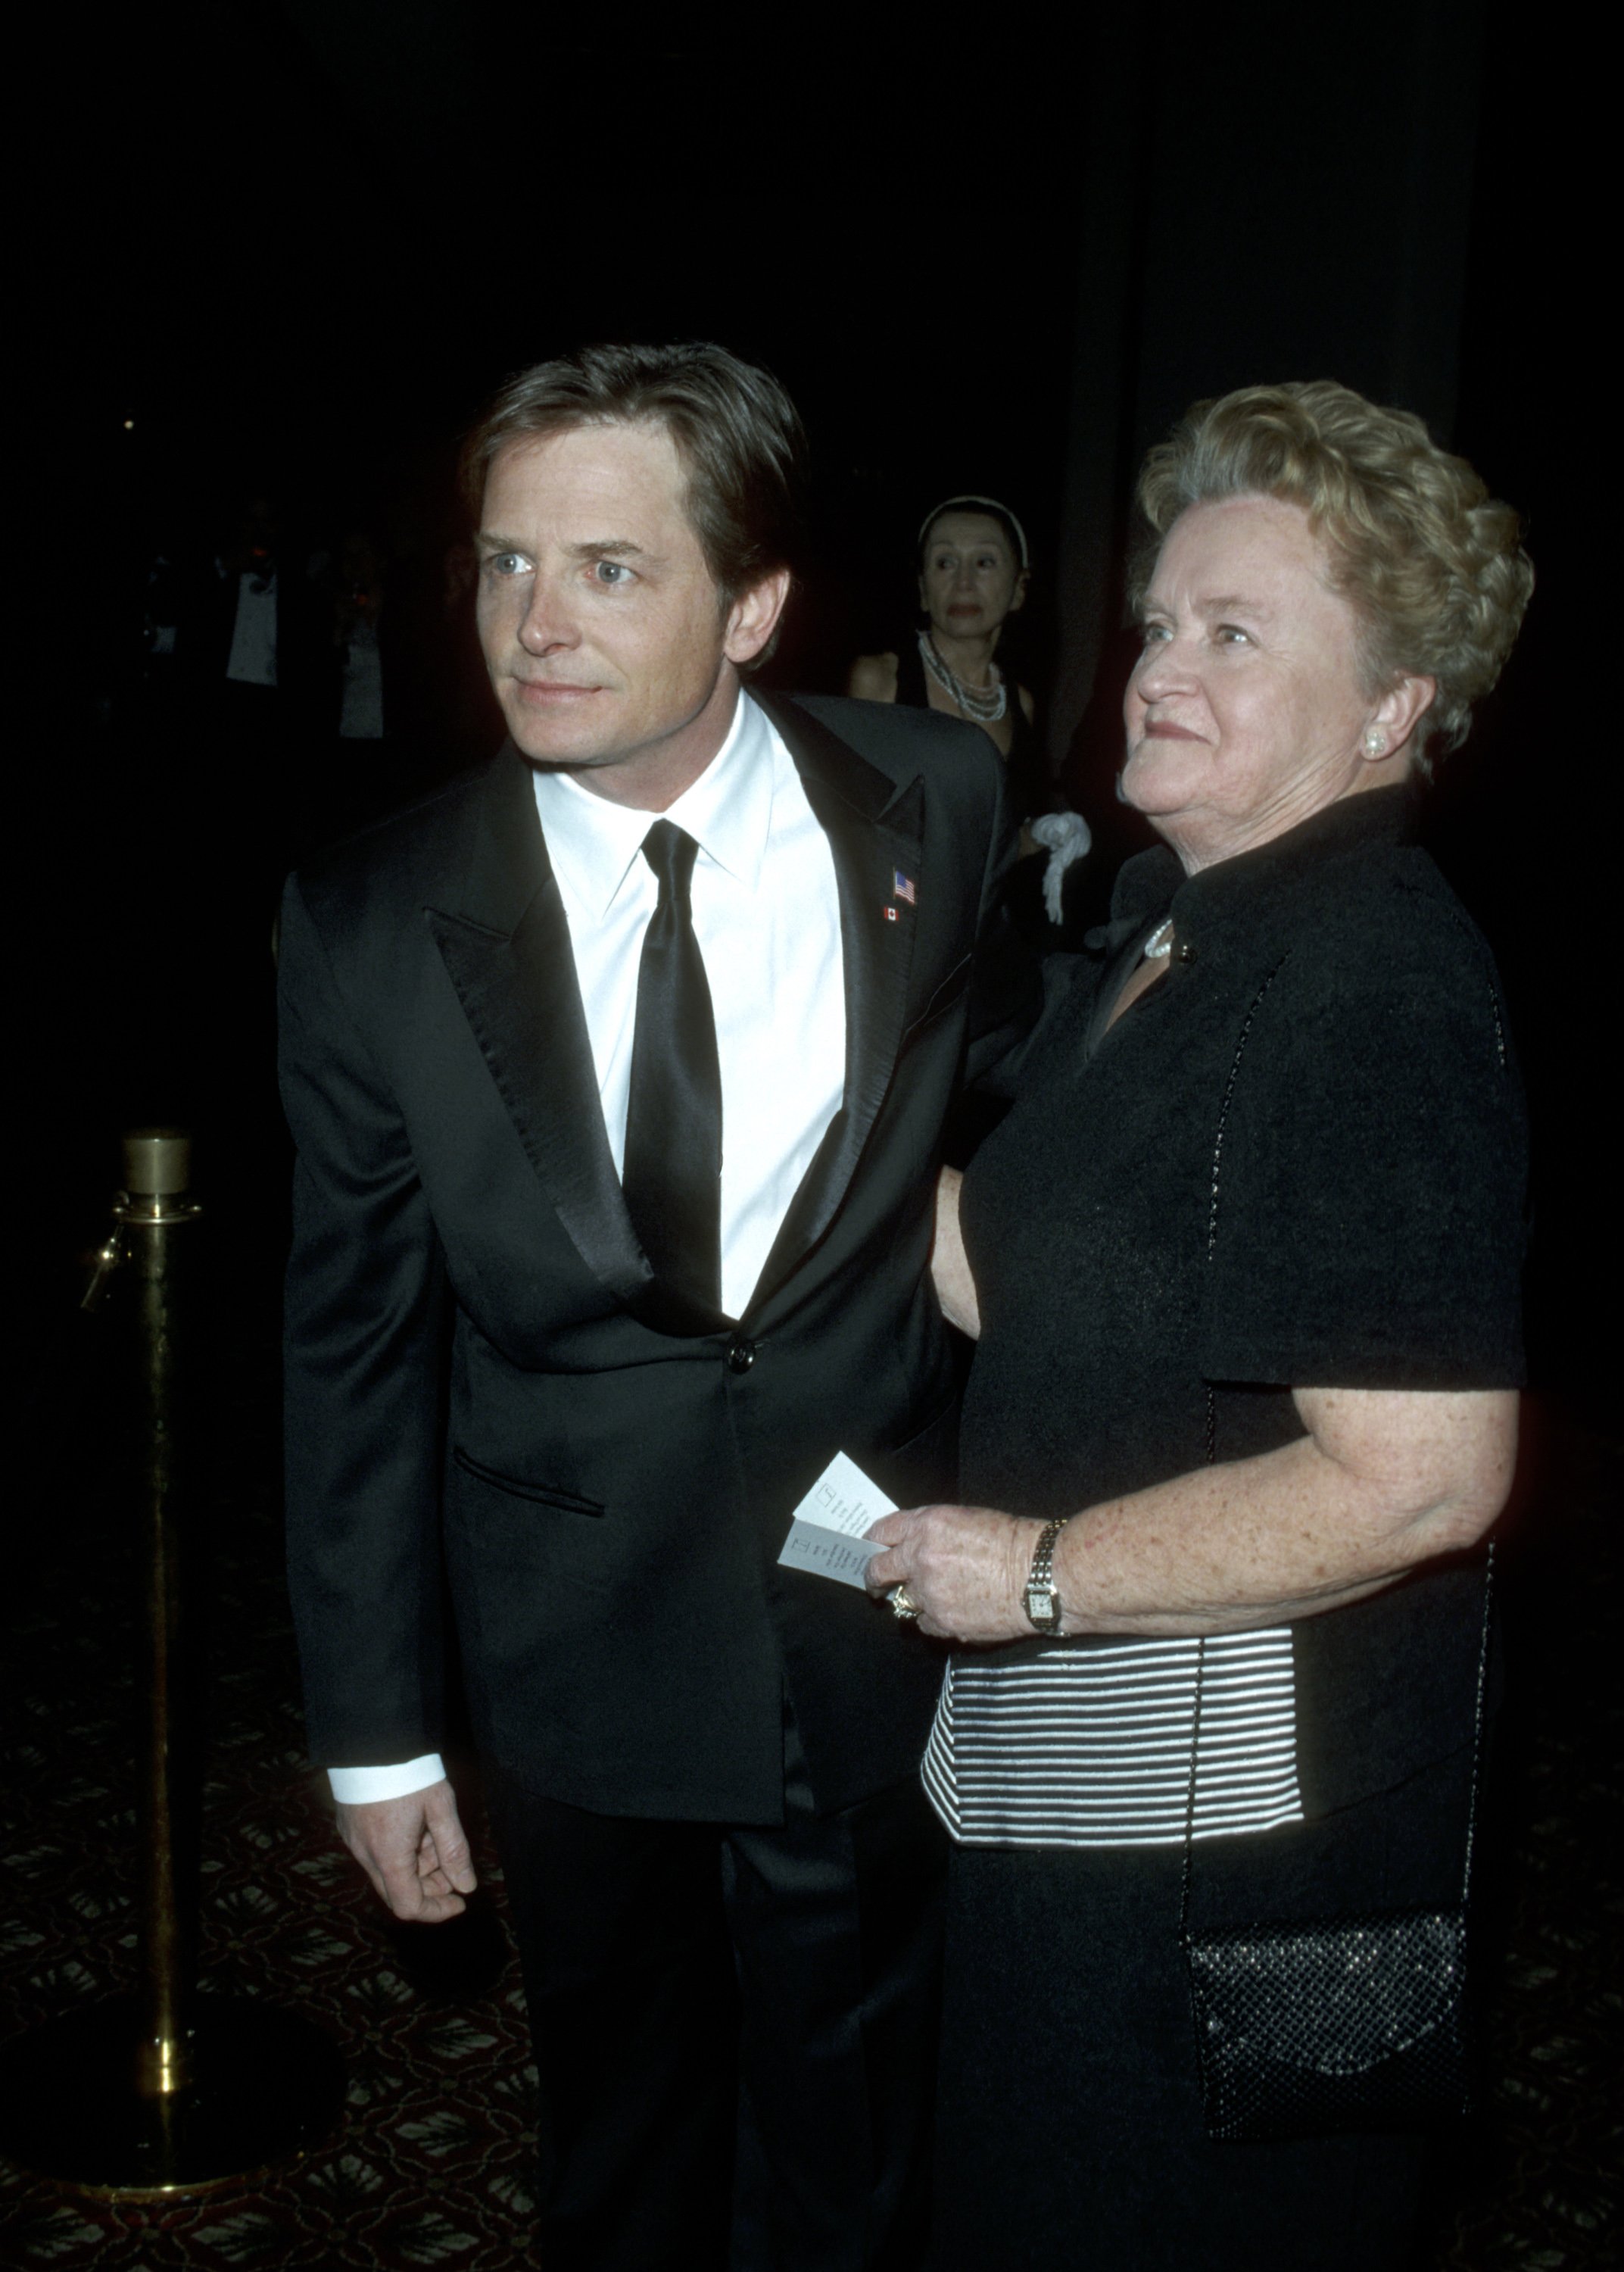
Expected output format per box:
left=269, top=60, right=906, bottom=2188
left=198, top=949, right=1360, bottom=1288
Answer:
left=865, top=382, right=1533, bottom=2270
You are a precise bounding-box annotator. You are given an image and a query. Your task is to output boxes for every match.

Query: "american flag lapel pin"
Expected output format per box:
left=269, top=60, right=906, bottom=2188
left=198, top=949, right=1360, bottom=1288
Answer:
left=892, top=869, right=917, bottom=907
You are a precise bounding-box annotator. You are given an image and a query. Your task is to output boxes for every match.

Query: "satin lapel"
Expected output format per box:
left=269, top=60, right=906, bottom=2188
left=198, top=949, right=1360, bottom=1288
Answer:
left=425, top=747, right=657, bottom=1312
left=752, top=694, right=924, bottom=1300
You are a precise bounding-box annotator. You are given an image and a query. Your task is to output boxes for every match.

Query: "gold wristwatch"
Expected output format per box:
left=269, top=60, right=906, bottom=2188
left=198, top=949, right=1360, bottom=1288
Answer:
left=1023, top=1518, right=1071, bottom=1634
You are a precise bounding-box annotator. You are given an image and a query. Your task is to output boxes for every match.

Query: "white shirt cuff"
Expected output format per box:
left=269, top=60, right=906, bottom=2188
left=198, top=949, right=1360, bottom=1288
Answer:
left=327, top=1753, right=447, bottom=1805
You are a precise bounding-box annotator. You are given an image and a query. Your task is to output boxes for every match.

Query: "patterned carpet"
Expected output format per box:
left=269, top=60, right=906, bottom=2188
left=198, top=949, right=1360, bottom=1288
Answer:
left=1, top=1278, right=1618, bottom=2268
left=2, top=1283, right=540, bottom=2271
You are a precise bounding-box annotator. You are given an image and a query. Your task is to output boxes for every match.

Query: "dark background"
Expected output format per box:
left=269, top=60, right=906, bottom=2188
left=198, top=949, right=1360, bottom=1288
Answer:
left=16, top=1, right=1598, bottom=1397
left=5, top=14, right=1616, bottom=2264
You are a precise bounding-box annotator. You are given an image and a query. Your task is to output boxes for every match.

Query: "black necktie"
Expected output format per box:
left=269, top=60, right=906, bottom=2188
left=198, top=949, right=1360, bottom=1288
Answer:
left=622, top=820, right=724, bottom=1316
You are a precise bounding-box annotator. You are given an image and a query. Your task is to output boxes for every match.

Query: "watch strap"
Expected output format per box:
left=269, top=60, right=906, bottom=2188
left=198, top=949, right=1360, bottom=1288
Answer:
left=1023, top=1516, right=1071, bottom=1634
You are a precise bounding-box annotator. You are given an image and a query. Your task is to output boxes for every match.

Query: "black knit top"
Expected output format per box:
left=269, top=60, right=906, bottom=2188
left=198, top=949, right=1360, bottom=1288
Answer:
left=954, top=785, right=1527, bottom=1816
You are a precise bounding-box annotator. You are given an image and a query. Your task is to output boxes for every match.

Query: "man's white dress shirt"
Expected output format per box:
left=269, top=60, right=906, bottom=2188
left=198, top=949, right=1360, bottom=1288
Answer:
left=330, top=691, right=846, bottom=1805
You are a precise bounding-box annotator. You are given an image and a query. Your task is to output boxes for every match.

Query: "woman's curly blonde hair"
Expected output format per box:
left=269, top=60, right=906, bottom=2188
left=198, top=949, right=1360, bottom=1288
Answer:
left=1136, top=381, right=1533, bottom=772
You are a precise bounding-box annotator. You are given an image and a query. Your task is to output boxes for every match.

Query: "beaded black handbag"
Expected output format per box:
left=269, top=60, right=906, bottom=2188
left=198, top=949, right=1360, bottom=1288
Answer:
left=1180, top=1549, right=1492, bottom=2142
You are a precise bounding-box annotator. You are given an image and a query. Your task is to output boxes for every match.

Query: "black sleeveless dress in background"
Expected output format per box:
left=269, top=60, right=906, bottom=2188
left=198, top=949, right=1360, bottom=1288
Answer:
left=894, top=634, right=1048, bottom=822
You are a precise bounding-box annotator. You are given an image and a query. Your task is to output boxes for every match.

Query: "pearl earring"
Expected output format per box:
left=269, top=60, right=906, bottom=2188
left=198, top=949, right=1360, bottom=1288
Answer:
left=1363, top=728, right=1387, bottom=757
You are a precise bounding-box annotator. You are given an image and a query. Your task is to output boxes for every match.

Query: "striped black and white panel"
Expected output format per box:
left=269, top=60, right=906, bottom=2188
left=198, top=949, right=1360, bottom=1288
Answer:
left=922, top=1630, right=1303, bottom=1849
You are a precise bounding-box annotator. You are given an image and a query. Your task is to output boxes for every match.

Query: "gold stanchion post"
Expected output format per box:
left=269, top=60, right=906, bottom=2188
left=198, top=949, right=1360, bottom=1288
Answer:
left=126, top=1127, right=200, bottom=2108
left=0, top=1131, right=345, bottom=2197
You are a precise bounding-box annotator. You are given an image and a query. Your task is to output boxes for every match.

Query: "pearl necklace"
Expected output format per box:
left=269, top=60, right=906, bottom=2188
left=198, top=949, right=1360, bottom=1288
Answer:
left=1142, top=919, right=1175, bottom=960
left=918, top=630, right=1008, bottom=724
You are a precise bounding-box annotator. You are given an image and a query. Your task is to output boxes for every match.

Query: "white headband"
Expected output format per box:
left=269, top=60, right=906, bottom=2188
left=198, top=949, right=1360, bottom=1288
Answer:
left=918, top=495, right=1029, bottom=570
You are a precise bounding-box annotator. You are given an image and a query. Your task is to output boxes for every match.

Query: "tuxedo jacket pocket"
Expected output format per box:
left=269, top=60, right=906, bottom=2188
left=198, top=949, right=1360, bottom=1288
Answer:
left=451, top=1445, right=606, bottom=1518
left=899, top=953, right=972, bottom=1048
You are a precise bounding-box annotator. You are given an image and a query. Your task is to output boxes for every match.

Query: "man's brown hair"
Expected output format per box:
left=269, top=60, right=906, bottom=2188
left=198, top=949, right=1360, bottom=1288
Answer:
left=460, top=342, right=807, bottom=616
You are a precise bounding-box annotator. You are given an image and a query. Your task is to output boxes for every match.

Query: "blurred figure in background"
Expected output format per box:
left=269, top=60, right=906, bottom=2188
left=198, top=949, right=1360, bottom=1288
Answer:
left=303, top=524, right=401, bottom=844
left=849, top=496, right=1038, bottom=793
left=155, top=485, right=326, bottom=839
left=849, top=498, right=1088, bottom=927
left=434, top=534, right=498, bottom=756
left=333, top=527, right=389, bottom=744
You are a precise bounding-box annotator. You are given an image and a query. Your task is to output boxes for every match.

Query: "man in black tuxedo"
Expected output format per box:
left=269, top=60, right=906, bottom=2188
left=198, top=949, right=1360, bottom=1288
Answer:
left=280, top=343, right=1030, bottom=2270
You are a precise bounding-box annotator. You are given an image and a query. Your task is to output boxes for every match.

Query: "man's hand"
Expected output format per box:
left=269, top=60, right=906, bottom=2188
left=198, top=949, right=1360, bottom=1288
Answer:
left=865, top=1503, right=1040, bottom=1643
left=335, top=1778, right=478, bottom=1923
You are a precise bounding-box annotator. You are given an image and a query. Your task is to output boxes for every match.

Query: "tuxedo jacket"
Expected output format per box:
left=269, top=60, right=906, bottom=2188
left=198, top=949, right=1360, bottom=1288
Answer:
left=279, top=691, right=1033, bottom=1824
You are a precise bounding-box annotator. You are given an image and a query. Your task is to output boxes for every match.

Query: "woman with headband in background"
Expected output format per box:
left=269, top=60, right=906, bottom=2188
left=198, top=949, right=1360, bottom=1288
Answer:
left=849, top=496, right=1088, bottom=920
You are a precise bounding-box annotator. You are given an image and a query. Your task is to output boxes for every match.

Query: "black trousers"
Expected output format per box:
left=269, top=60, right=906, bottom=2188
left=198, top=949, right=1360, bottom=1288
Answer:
left=495, top=1741, right=946, bottom=2272
left=930, top=1751, right=1475, bottom=2272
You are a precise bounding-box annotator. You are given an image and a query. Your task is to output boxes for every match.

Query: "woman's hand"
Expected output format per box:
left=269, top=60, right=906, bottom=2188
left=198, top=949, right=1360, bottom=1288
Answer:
left=865, top=1503, right=1043, bottom=1643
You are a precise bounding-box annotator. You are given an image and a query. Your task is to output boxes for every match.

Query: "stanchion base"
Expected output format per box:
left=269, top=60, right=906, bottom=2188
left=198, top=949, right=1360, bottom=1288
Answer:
left=0, top=1994, right=346, bottom=2199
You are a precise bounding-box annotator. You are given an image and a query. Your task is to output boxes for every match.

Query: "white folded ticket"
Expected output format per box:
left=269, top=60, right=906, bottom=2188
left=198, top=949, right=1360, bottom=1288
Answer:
left=778, top=1451, right=897, bottom=1590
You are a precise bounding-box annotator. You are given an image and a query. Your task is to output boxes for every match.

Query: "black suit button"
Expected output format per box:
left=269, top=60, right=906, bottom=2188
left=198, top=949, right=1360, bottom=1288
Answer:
left=725, top=1334, right=759, bottom=1374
